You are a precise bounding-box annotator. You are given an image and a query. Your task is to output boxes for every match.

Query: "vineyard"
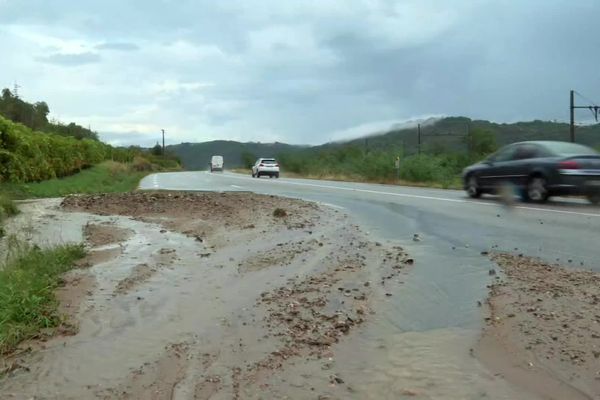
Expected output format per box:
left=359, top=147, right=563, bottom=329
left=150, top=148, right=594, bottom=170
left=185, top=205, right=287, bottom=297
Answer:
left=0, top=116, right=133, bottom=183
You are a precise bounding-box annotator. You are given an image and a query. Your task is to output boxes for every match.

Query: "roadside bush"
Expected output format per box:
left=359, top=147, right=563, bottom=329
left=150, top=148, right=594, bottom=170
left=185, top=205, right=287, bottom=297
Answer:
left=105, top=160, right=129, bottom=176
left=131, top=156, right=154, bottom=172
left=0, top=194, right=18, bottom=218
left=0, top=116, right=135, bottom=183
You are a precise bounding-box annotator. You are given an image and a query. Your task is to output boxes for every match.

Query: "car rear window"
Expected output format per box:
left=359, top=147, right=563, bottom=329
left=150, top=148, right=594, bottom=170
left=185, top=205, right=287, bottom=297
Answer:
left=262, top=159, right=277, bottom=164
left=543, top=142, right=598, bottom=156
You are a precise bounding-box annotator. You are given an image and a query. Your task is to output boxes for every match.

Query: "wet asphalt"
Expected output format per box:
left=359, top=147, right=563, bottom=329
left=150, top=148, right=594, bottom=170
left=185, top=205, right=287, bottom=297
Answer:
left=140, top=171, right=600, bottom=331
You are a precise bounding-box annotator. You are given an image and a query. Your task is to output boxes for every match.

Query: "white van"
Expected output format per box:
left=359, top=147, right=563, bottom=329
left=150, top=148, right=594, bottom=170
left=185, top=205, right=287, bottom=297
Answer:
left=210, top=155, right=224, bottom=172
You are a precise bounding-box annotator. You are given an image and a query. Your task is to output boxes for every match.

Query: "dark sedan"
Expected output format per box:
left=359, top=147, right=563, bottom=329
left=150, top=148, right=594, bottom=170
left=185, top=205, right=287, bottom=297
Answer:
left=462, top=141, right=600, bottom=204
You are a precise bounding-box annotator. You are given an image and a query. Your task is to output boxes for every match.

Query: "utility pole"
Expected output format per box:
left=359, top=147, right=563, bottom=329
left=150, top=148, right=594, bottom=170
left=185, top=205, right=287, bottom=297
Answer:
left=161, top=129, right=165, bottom=155
left=466, top=123, right=471, bottom=156
left=570, top=89, right=600, bottom=143
left=570, top=90, right=575, bottom=143
left=13, top=82, right=20, bottom=98
left=417, top=123, right=421, bottom=155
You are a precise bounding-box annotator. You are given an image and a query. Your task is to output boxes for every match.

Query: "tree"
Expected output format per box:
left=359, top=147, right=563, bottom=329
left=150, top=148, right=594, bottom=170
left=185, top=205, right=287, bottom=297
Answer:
left=465, top=128, right=497, bottom=156
left=241, top=151, right=256, bottom=169
left=151, top=142, right=163, bottom=156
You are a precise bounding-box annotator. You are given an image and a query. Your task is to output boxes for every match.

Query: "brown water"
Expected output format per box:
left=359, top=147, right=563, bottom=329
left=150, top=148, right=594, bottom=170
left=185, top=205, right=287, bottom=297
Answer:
left=0, top=199, right=537, bottom=399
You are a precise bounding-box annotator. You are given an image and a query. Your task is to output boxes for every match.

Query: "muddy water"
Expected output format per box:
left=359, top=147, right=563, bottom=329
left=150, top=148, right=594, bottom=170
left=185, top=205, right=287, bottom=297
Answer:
left=1, top=197, right=537, bottom=399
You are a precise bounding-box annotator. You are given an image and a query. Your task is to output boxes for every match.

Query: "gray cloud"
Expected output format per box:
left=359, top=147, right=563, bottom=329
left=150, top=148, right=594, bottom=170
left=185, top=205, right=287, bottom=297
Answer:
left=1, top=0, right=600, bottom=145
left=95, top=42, right=139, bottom=51
left=36, top=52, right=100, bottom=66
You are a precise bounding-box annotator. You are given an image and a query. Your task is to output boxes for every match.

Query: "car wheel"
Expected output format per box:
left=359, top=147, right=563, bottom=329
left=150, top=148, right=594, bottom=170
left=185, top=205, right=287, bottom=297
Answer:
left=275, top=173, right=279, bottom=178
left=587, top=192, right=600, bottom=205
left=466, top=176, right=481, bottom=198
left=251, top=172, right=255, bottom=178
left=525, top=176, right=549, bottom=203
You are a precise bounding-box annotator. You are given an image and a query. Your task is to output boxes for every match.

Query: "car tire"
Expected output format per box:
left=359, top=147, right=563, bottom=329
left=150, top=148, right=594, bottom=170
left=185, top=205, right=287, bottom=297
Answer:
left=587, top=192, right=600, bottom=205
left=466, top=175, right=481, bottom=198
left=525, top=176, right=549, bottom=203
left=251, top=172, right=255, bottom=178
left=275, top=173, right=279, bottom=178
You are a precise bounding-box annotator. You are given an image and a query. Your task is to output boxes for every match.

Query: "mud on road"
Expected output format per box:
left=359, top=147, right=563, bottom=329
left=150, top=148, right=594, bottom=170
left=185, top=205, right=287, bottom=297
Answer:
left=478, top=253, right=600, bottom=400
left=0, top=192, right=413, bottom=400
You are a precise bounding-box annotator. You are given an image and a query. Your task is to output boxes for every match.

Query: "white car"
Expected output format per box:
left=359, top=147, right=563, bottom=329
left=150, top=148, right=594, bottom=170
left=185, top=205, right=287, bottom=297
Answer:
left=252, top=158, right=280, bottom=178
left=210, top=155, right=223, bottom=172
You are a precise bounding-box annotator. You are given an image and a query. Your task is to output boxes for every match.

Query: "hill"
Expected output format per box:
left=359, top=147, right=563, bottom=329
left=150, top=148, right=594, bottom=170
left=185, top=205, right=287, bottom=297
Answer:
left=169, top=117, right=600, bottom=171
left=166, top=141, right=306, bottom=170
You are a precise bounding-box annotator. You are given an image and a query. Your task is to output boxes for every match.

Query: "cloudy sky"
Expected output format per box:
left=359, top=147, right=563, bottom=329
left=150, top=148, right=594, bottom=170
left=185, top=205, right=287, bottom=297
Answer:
left=1, top=0, right=599, bottom=146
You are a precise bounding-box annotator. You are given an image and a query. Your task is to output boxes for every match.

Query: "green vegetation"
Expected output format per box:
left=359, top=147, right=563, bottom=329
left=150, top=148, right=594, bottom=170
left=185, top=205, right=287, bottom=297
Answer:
left=0, top=88, right=98, bottom=140
left=277, top=129, right=497, bottom=187
left=169, top=117, right=600, bottom=187
left=0, top=241, right=86, bottom=354
left=0, top=194, right=19, bottom=237
left=168, top=140, right=303, bottom=170
left=0, top=159, right=174, bottom=199
left=0, top=115, right=133, bottom=183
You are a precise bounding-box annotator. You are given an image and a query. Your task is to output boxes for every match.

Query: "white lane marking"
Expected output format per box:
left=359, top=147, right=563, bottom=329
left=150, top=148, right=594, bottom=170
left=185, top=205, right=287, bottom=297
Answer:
left=224, top=174, right=600, bottom=218
left=231, top=185, right=243, bottom=189
left=319, top=202, right=346, bottom=210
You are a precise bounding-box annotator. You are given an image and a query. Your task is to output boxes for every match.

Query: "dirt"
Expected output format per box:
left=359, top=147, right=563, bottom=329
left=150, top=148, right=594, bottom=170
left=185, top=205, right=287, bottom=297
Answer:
left=477, top=253, right=600, bottom=399
left=0, top=191, right=415, bottom=400
left=56, top=271, right=96, bottom=327
left=84, top=222, right=133, bottom=247
left=62, top=192, right=318, bottom=243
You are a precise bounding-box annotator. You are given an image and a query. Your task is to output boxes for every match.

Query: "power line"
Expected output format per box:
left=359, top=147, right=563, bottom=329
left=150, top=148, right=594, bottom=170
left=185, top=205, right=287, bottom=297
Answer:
left=574, top=90, right=599, bottom=108
left=570, top=89, right=600, bottom=142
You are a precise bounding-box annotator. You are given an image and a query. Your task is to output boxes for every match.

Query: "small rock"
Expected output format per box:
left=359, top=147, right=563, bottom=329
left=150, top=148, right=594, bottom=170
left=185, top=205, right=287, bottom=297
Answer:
left=385, top=293, right=392, bottom=297
left=489, top=269, right=497, bottom=276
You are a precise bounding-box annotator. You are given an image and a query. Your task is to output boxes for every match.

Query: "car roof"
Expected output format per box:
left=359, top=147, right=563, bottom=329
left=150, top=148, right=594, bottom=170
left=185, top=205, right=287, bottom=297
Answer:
left=511, top=140, right=588, bottom=146
left=507, top=140, right=597, bottom=155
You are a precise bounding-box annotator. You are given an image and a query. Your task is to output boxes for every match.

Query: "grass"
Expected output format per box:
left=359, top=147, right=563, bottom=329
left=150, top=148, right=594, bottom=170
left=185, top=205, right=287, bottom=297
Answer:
left=0, top=195, right=20, bottom=237
left=0, top=241, right=86, bottom=354
left=0, top=161, right=149, bottom=200
left=230, top=168, right=462, bottom=189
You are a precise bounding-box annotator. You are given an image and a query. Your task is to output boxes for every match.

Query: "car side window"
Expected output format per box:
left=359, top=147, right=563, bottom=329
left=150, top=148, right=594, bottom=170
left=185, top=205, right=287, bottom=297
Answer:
left=512, top=145, right=539, bottom=160
left=494, top=146, right=516, bottom=162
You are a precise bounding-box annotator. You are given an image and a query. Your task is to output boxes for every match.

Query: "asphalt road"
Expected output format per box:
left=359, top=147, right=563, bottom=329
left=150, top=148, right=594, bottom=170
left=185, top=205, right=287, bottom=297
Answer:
left=140, top=171, right=600, bottom=330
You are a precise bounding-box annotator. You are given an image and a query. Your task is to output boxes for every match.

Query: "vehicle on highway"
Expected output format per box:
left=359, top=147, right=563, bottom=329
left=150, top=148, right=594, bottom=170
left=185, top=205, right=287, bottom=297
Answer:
left=252, top=158, right=280, bottom=178
left=463, top=141, right=600, bottom=204
left=210, top=155, right=224, bottom=172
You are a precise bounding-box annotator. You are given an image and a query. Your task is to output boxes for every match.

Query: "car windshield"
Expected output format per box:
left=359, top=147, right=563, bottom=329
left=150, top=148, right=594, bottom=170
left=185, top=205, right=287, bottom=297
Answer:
left=542, top=142, right=599, bottom=156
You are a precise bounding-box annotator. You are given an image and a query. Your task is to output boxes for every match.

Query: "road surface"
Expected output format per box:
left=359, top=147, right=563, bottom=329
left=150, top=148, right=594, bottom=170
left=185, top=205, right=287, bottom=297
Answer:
left=137, top=171, right=600, bottom=397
